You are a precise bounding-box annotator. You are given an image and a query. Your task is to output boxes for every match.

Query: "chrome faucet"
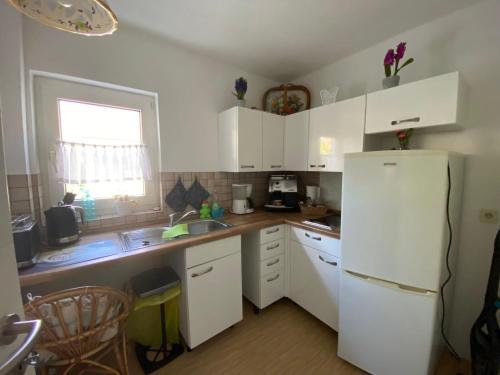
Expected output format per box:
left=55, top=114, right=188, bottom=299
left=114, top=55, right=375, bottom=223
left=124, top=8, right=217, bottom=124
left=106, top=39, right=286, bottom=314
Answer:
left=169, top=210, right=197, bottom=227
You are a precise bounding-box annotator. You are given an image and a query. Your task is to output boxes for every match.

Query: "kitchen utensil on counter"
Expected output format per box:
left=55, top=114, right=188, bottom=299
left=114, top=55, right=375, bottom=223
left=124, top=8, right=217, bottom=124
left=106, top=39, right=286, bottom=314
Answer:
left=264, top=175, right=300, bottom=211
left=44, top=202, right=86, bottom=247
left=232, top=184, right=254, bottom=214
left=11, top=215, right=41, bottom=269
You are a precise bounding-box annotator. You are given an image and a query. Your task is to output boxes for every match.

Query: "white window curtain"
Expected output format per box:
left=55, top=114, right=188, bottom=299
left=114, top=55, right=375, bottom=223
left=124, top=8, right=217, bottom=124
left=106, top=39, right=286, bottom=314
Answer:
left=55, top=141, right=152, bottom=184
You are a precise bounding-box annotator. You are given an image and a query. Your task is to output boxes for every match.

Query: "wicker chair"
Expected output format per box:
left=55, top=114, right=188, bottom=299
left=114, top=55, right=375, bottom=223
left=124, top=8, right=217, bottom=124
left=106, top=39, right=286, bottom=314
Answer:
left=24, top=286, right=130, bottom=375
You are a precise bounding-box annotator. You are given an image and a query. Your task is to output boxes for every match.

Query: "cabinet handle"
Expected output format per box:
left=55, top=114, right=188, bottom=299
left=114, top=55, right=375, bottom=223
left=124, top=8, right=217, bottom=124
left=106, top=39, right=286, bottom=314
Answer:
left=266, top=258, right=280, bottom=267
left=305, top=232, right=322, bottom=241
left=319, top=255, right=337, bottom=266
left=191, top=266, right=213, bottom=278
left=266, top=228, right=280, bottom=234
left=240, top=165, right=255, bottom=169
left=270, top=165, right=282, bottom=168
left=391, top=117, right=421, bottom=126
left=266, top=243, right=280, bottom=251
left=318, top=164, right=326, bottom=168
left=309, top=164, right=317, bottom=168
left=266, top=273, right=280, bottom=282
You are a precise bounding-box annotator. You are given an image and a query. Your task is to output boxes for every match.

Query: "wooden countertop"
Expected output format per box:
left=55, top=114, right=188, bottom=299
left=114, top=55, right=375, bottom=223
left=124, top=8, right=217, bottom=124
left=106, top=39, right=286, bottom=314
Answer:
left=18, top=210, right=340, bottom=287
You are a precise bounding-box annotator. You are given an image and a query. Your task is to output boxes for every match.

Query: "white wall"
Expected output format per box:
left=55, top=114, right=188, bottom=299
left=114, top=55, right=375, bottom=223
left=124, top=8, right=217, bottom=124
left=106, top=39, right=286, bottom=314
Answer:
left=295, top=0, right=500, bottom=358
left=0, top=2, right=29, bottom=175
left=22, top=18, right=277, bottom=173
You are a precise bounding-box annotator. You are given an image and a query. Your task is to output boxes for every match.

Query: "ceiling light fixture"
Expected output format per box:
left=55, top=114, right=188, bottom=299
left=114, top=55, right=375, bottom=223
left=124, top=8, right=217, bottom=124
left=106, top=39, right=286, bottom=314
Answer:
left=8, top=0, right=118, bottom=36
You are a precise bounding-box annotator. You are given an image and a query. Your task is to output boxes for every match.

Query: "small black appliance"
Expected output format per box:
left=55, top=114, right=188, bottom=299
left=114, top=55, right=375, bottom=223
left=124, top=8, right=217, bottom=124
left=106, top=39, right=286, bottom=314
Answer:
left=11, top=215, right=41, bottom=269
left=45, top=197, right=86, bottom=247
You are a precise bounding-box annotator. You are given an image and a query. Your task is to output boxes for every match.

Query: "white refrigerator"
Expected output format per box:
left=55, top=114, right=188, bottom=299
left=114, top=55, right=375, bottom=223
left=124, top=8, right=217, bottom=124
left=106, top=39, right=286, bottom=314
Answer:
left=338, top=150, right=464, bottom=375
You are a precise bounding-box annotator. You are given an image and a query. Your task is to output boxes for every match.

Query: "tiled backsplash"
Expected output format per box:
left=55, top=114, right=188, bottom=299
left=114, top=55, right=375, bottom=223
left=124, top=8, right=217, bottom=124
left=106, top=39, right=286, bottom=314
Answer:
left=7, top=171, right=320, bottom=233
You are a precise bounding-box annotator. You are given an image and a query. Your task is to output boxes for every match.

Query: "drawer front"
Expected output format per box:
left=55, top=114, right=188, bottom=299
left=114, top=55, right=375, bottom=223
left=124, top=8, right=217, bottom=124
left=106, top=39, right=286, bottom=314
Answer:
left=186, top=235, right=241, bottom=268
left=259, top=239, right=284, bottom=260
left=260, top=254, right=284, bottom=276
left=260, top=269, right=284, bottom=308
left=260, top=225, right=284, bottom=244
left=290, top=226, right=340, bottom=257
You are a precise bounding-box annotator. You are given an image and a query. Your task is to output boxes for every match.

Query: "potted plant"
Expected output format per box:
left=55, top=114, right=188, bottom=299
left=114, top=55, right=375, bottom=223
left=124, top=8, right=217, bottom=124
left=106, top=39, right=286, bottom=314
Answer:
left=233, top=77, right=248, bottom=107
left=383, top=42, right=414, bottom=89
left=395, top=128, right=414, bottom=150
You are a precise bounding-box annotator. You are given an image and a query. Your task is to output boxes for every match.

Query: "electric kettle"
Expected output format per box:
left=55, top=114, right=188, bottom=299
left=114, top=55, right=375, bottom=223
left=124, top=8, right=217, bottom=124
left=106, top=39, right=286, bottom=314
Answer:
left=44, top=203, right=86, bottom=246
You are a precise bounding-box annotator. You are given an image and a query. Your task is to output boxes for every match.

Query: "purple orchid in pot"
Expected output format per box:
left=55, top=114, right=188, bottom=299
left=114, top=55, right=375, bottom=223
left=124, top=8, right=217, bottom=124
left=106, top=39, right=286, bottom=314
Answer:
left=383, top=42, right=414, bottom=89
left=233, top=77, right=248, bottom=107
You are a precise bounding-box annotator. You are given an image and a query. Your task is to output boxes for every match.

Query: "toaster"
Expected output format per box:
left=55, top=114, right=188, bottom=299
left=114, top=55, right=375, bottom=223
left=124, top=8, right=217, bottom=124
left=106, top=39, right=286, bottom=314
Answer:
left=11, top=215, right=41, bottom=269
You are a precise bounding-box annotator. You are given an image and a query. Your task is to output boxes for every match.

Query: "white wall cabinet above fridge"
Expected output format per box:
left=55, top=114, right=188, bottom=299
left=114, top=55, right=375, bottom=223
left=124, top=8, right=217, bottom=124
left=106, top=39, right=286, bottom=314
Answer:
left=365, top=71, right=465, bottom=134
left=308, top=95, right=366, bottom=172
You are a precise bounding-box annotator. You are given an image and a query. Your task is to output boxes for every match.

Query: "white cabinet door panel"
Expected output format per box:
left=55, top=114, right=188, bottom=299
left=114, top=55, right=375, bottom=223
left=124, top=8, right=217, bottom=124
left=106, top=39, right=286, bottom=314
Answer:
left=284, top=111, right=309, bottom=171
left=262, top=112, right=284, bottom=171
left=238, top=108, right=262, bottom=171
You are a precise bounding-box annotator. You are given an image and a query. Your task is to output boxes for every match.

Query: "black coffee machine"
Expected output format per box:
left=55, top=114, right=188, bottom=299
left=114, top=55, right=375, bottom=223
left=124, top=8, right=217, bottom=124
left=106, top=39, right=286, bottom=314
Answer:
left=264, top=175, right=300, bottom=211
left=45, top=193, right=86, bottom=246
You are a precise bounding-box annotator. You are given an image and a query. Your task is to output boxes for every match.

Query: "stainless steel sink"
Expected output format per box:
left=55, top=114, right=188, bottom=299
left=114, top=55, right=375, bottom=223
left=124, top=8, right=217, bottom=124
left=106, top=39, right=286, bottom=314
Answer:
left=119, top=219, right=232, bottom=252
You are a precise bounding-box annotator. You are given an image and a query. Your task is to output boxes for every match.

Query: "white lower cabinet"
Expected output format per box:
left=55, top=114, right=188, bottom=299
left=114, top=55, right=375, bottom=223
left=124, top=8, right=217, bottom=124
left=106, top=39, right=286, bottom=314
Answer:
left=289, top=239, right=341, bottom=331
left=168, top=236, right=243, bottom=349
left=242, top=226, right=285, bottom=310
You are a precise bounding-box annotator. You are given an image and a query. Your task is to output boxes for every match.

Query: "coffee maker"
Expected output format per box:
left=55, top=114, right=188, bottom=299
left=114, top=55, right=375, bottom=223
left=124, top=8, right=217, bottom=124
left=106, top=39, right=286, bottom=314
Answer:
left=231, top=184, right=254, bottom=214
left=264, top=175, right=300, bottom=211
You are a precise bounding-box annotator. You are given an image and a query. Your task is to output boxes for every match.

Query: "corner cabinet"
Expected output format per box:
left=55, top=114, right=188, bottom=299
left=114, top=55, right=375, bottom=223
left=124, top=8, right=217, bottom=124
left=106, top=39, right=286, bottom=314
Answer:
left=365, top=71, right=464, bottom=134
left=218, top=107, right=263, bottom=172
left=308, top=95, right=366, bottom=172
left=284, top=110, right=309, bottom=171
left=262, top=112, right=285, bottom=171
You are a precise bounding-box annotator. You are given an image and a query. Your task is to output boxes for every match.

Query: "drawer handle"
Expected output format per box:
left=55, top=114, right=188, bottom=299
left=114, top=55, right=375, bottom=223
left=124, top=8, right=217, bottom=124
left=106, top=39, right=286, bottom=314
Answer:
left=266, top=258, right=280, bottom=267
left=319, top=255, right=337, bottom=266
left=191, top=266, right=213, bottom=278
left=270, top=165, right=282, bottom=168
left=266, top=228, right=280, bottom=234
left=240, top=165, right=255, bottom=169
left=267, top=273, right=280, bottom=282
left=305, top=232, right=322, bottom=241
left=309, top=164, right=316, bottom=168
left=391, top=117, right=420, bottom=126
left=266, top=243, right=280, bottom=251
left=318, top=164, right=326, bottom=168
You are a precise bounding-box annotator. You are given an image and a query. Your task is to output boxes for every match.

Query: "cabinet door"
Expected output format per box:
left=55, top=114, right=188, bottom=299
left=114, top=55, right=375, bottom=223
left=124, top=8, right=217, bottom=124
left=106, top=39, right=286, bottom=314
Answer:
left=308, top=96, right=365, bottom=172
left=262, top=112, right=284, bottom=171
left=290, top=240, right=340, bottom=330
left=284, top=111, right=309, bottom=171
left=186, top=252, right=243, bottom=348
left=365, top=72, right=462, bottom=134
left=237, top=108, right=262, bottom=171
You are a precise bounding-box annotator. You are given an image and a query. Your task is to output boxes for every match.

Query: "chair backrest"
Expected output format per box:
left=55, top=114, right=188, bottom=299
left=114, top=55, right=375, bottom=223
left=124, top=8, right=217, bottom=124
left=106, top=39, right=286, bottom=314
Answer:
left=24, top=286, right=130, bottom=361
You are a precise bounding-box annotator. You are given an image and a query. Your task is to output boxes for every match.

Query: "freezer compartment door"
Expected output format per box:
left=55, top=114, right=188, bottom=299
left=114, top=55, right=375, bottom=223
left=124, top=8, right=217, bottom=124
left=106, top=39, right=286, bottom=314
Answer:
left=341, top=152, right=448, bottom=291
left=338, top=270, right=439, bottom=375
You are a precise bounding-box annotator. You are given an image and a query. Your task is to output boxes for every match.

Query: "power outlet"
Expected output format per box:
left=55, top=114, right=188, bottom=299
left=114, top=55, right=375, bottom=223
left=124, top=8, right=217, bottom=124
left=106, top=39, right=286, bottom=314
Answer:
left=479, top=209, right=499, bottom=224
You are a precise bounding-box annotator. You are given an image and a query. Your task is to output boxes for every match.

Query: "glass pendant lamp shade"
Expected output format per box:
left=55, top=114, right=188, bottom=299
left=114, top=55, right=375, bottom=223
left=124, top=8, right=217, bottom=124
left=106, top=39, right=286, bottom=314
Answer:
left=8, top=0, right=118, bottom=36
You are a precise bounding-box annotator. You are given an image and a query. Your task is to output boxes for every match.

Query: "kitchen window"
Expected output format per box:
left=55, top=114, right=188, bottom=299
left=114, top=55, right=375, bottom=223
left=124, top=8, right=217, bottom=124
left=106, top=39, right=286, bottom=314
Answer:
left=33, top=75, right=160, bottom=217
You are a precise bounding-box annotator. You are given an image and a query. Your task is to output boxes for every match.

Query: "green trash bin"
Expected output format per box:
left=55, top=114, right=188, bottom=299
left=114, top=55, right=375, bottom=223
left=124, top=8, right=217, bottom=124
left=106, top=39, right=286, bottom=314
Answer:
left=126, top=266, right=184, bottom=374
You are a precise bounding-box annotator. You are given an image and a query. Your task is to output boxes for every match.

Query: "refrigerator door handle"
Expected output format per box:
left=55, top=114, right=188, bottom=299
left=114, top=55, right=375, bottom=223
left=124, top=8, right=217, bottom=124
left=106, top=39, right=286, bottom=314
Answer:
left=344, top=270, right=436, bottom=296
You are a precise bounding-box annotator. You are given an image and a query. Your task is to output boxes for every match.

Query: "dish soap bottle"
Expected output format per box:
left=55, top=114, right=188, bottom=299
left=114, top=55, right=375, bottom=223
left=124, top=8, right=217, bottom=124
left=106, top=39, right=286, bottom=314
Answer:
left=81, top=188, right=97, bottom=220
left=199, top=201, right=212, bottom=219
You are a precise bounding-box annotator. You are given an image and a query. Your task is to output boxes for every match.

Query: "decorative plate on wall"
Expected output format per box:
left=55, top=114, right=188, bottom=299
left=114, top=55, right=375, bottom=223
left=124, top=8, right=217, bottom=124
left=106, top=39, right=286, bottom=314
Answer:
left=263, top=84, right=311, bottom=115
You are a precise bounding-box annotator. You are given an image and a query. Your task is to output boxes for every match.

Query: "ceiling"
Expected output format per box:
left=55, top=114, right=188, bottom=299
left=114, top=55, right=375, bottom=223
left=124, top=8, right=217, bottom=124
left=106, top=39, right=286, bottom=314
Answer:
left=107, top=0, right=482, bottom=82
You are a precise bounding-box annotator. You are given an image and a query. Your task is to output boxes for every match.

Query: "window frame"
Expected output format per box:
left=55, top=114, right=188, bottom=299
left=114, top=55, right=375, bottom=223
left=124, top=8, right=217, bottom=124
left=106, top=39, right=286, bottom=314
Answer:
left=32, top=72, right=161, bottom=218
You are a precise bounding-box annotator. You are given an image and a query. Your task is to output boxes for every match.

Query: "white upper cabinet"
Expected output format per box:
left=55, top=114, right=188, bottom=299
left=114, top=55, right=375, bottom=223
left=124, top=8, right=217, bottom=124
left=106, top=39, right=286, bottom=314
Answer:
left=284, top=111, right=309, bottom=171
left=308, top=95, right=366, bottom=172
left=218, top=107, right=263, bottom=172
left=262, top=112, right=285, bottom=171
left=365, top=71, right=464, bottom=134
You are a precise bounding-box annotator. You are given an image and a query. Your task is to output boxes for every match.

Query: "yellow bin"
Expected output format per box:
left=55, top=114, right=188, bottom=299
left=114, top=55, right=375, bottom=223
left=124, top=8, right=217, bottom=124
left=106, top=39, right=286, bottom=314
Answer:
left=127, top=285, right=181, bottom=347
